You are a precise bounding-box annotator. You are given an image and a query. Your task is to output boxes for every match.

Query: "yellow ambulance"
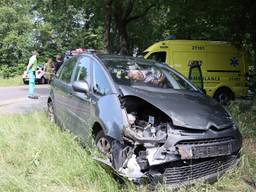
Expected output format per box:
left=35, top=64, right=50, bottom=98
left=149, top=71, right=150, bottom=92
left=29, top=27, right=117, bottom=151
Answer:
left=144, top=40, right=249, bottom=104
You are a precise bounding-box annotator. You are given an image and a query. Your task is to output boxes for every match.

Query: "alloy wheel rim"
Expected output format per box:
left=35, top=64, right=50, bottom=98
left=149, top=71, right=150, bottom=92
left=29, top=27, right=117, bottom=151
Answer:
left=48, top=104, right=55, bottom=122
left=97, top=137, right=111, bottom=155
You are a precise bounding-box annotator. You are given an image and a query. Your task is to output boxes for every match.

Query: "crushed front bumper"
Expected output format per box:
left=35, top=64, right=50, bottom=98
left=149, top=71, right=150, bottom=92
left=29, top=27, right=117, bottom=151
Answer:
left=120, top=125, right=242, bottom=187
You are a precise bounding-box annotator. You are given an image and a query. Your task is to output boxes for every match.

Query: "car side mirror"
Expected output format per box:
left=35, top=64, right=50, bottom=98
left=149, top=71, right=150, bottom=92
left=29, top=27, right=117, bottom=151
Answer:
left=72, top=80, right=89, bottom=94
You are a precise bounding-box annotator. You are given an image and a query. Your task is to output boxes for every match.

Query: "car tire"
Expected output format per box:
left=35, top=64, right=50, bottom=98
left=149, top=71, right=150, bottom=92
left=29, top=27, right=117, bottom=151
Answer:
left=47, top=101, right=56, bottom=123
left=95, top=130, right=112, bottom=156
left=41, top=77, right=46, bottom=84
left=23, top=80, right=28, bottom=85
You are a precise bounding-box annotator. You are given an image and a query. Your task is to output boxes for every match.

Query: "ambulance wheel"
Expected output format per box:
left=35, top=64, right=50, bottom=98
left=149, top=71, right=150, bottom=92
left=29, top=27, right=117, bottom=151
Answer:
left=214, top=88, right=234, bottom=105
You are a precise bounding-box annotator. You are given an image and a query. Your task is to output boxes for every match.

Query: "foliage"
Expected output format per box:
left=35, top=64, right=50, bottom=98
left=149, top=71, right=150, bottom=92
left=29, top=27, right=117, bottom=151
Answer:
left=0, top=64, right=26, bottom=78
left=229, top=98, right=256, bottom=137
left=32, top=0, right=104, bottom=57
left=0, top=5, right=33, bottom=68
left=1, top=1, right=256, bottom=76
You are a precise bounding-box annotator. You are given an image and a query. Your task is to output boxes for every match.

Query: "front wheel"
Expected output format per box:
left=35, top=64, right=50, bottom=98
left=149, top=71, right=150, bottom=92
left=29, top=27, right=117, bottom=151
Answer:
left=95, top=130, right=112, bottom=157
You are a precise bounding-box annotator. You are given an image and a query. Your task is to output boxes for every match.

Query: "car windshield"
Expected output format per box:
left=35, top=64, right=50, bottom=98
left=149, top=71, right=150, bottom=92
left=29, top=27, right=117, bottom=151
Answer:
left=101, top=57, right=196, bottom=91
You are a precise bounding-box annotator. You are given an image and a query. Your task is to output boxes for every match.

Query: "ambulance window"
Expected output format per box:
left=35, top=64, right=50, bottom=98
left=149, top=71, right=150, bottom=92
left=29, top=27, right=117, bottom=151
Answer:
left=188, top=60, right=204, bottom=90
left=147, top=52, right=166, bottom=63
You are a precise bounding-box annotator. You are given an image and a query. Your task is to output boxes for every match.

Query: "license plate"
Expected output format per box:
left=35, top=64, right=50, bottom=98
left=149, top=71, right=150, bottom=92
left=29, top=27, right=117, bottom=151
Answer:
left=178, top=143, right=232, bottom=159
left=192, top=143, right=232, bottom=159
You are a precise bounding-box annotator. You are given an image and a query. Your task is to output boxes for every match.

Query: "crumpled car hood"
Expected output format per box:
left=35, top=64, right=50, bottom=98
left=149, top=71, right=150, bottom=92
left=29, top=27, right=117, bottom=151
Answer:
left=119, top=85, right=233, bottom=130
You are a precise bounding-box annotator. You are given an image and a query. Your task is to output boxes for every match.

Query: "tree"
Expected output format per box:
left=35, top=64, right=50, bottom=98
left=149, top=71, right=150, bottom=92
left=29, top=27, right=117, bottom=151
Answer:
left=100, top=0, right=155, bottom=55
left=32, top=0, right=104, bottom=56
left=103, top=0, right=112, bottom=53
left=1, top=0, right=256, bottom=72
left=0, top=3, right=33, bottom=67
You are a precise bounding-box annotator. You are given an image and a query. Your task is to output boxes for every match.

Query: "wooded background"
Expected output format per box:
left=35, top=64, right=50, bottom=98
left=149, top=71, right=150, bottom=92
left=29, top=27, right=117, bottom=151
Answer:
left=0, top=0, right=256, bottom=68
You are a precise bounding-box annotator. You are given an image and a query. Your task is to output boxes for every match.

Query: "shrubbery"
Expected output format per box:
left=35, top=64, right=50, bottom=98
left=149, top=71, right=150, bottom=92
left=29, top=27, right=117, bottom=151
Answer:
left=229, top=98, right=256, bottom=137
left=0, top=64, right=26, bottom=78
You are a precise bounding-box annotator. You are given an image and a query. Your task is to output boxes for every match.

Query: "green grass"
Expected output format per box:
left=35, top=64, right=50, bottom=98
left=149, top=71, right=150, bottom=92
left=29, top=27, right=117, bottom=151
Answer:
left=0, top=76, right=23, bottom=87
left=0, top=100, right=256, bottom=192
left=0, top=112, right=135, bottom=192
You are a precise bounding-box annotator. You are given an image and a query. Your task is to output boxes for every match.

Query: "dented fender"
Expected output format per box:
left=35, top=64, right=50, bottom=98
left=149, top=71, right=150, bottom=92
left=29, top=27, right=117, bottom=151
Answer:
left=96, top=94, right=129, bottom=141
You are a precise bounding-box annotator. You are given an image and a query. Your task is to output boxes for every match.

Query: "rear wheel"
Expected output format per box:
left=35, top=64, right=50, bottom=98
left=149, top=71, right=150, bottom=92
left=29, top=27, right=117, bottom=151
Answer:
left=214, top=88, right=234, bottom=105
left=47, top=101, right=55, bottom=123
left=95, top=130, right=112, bottom=157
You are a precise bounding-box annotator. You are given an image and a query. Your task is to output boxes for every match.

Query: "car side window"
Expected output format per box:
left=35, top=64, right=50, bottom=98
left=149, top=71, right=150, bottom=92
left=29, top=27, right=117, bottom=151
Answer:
left=73, top=57, right=90, bottom=83
left=93, top=62, right=111, bottom=96
left=59, top=57, right=77, bottom=83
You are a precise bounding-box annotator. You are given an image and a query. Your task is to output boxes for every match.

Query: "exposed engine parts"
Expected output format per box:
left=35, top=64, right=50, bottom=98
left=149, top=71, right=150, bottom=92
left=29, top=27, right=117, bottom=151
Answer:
left=124, top=114, right=168, bottom=144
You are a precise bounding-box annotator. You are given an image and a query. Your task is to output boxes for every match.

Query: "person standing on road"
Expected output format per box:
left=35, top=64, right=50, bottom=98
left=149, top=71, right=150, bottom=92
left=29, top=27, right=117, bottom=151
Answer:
left=44, top=57, right=54, bottom=83
left=54, top=54, right=63, bottom=74
left=26, top=50, right=39, bottom=99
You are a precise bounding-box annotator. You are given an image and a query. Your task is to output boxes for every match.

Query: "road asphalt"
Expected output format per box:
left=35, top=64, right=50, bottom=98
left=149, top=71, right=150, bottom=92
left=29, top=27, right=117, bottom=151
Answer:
left=0, top=85, right=49, bottom=114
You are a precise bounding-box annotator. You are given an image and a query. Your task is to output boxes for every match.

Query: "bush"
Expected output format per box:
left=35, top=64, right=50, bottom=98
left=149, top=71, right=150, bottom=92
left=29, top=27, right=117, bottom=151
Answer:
left=0, top=64, right=26, bottom=78
left=229, top=98, right=256, bottom=137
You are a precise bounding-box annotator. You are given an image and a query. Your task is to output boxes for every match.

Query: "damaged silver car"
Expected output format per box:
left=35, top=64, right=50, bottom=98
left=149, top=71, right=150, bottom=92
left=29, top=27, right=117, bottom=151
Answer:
left=47, top=53, right=242, bottom=187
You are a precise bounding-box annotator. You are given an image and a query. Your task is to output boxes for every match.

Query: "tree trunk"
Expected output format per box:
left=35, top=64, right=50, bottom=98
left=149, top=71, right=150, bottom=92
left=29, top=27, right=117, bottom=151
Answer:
left=113, top=1, right=155, bottom=55
left=117, top=21, right=129, bottom=55
left=113, top=1, right=130, bottom=55
left=104, top=0, right=112, bottom=53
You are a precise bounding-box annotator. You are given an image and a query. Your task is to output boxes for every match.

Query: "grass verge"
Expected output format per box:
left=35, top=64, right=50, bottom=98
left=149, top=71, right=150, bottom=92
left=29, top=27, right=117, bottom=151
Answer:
left=0, top=112, right=135, bottom=192
left=0, top=76, right=23, bottom=87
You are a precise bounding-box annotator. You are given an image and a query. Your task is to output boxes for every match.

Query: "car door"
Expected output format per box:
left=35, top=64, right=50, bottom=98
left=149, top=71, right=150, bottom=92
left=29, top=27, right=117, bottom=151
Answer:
left=68, top=56, right=92, bottom=142
left=53, top=57, right=77, bottom=129
left=89, top=59, right=114, bottom=134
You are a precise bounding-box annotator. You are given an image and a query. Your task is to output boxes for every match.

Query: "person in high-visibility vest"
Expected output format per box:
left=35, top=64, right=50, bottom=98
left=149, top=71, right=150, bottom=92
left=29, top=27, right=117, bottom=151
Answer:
left=26, top=50, right=39, bottom=99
